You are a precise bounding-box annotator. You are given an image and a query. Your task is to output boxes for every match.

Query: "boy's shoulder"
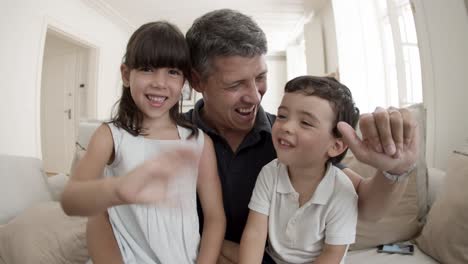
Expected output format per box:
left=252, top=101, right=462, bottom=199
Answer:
left=329, top=165, right=358, bottom=198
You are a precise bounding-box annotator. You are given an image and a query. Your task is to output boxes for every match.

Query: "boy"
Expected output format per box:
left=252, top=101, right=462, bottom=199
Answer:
left=239, top=76, right=360, bottom=264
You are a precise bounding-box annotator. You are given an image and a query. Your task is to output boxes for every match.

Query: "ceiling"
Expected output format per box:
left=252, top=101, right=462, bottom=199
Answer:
left=96, top=0, right=330, bottom=53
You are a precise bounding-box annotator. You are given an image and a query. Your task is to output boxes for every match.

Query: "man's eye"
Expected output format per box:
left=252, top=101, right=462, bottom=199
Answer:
left=277, top=114, right=286, bottom=120
left=256, top=75, right=266, bottom=82
left=227, top=83, right=241, bottom=89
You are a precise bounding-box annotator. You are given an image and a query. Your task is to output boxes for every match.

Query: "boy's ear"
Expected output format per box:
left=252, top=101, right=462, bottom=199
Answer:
left=120, top=64, right=130, bottom=88
left=328, top=138, right=348, bottom=158
left=190, top=70, right=203, bottom=93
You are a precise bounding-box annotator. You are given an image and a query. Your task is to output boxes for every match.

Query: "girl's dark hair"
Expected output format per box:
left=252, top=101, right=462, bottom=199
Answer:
left=284, top=76, right=360, bottom=164
left=111, top=21, right=198, bottom=138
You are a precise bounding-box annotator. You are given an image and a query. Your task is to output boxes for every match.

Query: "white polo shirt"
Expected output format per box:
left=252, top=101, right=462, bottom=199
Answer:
left=248, top=159, right=358, bottom=264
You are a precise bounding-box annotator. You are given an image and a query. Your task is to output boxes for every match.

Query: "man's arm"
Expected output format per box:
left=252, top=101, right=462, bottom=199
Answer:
left=338, top=107, right=419, bottom=221
left=239, top=210, right=268, bottom=264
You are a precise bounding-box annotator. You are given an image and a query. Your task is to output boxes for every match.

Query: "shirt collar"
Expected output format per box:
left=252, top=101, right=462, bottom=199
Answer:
left=190, top=99, right=272, bottom=137
left=276, top=162, right=335, bottom=205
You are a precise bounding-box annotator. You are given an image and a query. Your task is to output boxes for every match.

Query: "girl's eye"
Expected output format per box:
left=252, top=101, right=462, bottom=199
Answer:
left=168, top=69, right=182, bottom=75
left=139, top=66, right=153, bottom=72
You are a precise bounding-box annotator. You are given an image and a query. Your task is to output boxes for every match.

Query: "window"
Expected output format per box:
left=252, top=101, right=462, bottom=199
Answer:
left=333, top=0, right=422, bottom=112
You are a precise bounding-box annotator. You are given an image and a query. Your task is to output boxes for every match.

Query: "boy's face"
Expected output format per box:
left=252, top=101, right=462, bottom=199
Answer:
left=272, top=92, right=340, bottom=168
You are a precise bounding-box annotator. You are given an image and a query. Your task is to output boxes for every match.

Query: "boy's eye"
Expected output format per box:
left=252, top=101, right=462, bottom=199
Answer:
left=301, top=121, right=313, bottom=127
left=277, top=114, right=287, bottom=120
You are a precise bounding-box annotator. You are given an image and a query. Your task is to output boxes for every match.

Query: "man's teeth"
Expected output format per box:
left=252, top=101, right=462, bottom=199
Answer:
left=147, top=95, right=166, bottom=102
left=237, top=107, right=253, bottom=113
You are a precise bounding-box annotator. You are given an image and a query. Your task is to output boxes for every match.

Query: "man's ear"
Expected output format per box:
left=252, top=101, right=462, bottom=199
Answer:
left=120, top=64, right=130, bottom=88
left=190, top=70, right=204, bottom=93
left=328, top=138, right=348, bottom=158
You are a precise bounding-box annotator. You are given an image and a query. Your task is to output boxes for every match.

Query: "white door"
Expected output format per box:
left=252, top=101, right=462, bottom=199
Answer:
left=41, top=51, right=78, bottom=174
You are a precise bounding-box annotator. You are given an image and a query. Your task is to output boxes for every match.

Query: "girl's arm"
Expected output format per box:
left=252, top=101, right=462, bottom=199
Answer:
left=239, top=210, right=268, bottom=264
left=87, top=213, right=124, bottom=264
left=61, top=124, right=198, bottom=216
left=61, top=124, right=122, bottom=216
left=196, top=134, right=226, bottom=264
left=314, top=244, right=348, bottom=264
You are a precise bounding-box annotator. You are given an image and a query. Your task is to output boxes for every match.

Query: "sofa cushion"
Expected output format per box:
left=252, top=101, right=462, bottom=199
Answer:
left=347, top=241, right=439, bottom=264
left=0, top=201, right=88, bottom=264
left=346, top=103, right=428, bottom=250
left=0, top=155, right=52, bottom=224
left=415, top=146, right=468, bottom=263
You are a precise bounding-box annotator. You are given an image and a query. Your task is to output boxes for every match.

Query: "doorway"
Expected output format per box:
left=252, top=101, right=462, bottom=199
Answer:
left=40, top=29, right=96, bottom=175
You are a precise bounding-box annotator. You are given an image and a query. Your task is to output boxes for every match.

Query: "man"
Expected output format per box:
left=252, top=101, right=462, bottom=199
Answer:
left=87, top=9, right=418, bottom=264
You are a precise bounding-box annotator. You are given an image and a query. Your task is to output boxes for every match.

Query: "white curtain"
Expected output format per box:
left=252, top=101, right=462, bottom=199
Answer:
left=332, top=0, right=393, bottom=113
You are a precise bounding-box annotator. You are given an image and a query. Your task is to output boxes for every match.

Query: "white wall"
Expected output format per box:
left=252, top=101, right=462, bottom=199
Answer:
left=0, top=0, right=130, bottom=158
left=412, top=0, right=468, bottom=169
left=320, top=3, right=339, bottom=74
left=303, top=1, right=339, bottom=76
left=263, top=55, right=287, bottom=114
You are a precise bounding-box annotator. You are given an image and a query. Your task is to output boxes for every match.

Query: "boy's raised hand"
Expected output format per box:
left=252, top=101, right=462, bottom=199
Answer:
left=337, top=106, right=419, bottom=174
left=114, top=143, right=199, bottom=205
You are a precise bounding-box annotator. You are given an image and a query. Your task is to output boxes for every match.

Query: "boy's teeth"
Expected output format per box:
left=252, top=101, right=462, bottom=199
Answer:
left=280, top=139, right=291, bottom=146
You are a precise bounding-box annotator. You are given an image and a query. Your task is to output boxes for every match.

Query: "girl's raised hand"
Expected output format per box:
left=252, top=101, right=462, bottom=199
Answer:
left=114, top=143, right=199, bottom=205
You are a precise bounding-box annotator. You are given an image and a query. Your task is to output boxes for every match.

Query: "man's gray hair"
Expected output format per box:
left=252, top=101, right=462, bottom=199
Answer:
left=186, top=9, right=268, bottom=79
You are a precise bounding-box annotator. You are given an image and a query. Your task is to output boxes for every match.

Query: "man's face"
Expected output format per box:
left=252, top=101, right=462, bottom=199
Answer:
left=196, top=55, right=268, bottom=133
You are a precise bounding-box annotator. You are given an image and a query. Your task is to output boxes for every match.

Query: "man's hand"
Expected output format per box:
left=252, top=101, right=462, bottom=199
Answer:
left=115, top=143, right=199, bottom=204
left=338, top=106, right=419, bottom=174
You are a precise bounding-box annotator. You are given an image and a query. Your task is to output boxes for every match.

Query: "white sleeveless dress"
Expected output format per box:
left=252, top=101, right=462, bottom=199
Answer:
left=105, top=123, right=203, bottom=264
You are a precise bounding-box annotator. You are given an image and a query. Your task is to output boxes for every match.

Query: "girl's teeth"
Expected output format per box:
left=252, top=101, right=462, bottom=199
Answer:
left=147, top=95, right=166, bottom=102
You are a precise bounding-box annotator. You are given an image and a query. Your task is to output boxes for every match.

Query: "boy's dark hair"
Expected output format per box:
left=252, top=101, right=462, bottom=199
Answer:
left=111, top=21, right=197, bottom=137
left=284, top=75, right=360, bottom=164
left=186, top=9, right=267, bottom=80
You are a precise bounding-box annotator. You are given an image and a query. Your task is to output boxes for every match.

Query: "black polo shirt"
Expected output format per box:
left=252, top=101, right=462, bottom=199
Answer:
left=184, top=100, right=277, bottom=243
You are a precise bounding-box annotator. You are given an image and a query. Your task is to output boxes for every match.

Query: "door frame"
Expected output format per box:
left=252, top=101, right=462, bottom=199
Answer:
left=36, top=16, right=100, bottom=165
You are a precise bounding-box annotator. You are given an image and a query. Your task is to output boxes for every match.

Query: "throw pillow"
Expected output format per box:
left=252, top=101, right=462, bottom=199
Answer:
left=346, top=103, right=428, bottom=250
left=0, top=155, right=52, bottom=224
left=0, top=201, right=88, bottom=264
left=415, top=147, right=468, bottom=263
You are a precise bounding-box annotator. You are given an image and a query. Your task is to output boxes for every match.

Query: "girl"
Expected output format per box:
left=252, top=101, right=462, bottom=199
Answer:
left=61, top=21, right=225, bottom=264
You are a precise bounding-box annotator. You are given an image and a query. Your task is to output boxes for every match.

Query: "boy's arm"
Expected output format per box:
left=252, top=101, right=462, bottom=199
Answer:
left=338, top=107, right=419, bottom=221
left=314, top=244, right=348, bottom=264
left=197, top=134, right=226, bottom=264
left=239, top=210, right=268, bottom=264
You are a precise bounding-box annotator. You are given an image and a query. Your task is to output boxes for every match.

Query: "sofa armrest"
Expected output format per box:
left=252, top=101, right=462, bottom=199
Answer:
left=47, top=173, right=69, bottom=201
left=427, top=167, right=446, bottom=208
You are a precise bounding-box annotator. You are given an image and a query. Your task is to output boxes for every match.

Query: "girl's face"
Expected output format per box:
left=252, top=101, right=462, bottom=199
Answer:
left=121, top=64, right=184, bottom=123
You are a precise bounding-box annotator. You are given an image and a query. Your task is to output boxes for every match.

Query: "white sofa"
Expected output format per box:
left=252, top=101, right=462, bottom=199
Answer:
left=1, top=104, right=467, bottom=263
